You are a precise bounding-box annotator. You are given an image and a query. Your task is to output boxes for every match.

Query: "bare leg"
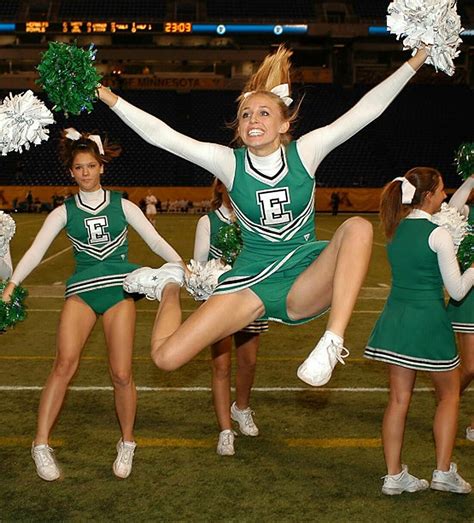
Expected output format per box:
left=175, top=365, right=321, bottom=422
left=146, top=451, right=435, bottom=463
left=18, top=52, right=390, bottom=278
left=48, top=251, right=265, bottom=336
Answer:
left=287, top=217, right=373, bottom=336
left=234, top=332, right=259, bottom=410
left=35, top=296, right=97, bottom=444
left=210, top=337, right=233, bottom=431
left=382, top=365, right=416, bottom=475
left=431, top=368, right=460, bottom=471
left=458, top=332, right=474, bottom=392
left=103, top=298, right=137, bottom=442
left=151, top=286, right=264, bottom=371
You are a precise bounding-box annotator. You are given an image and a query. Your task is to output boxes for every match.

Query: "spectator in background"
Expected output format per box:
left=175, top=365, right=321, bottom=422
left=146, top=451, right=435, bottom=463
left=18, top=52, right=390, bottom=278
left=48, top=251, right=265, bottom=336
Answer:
left=145, top=190, right=158, bottom=226
left=330, top=191, right=341, bottom=215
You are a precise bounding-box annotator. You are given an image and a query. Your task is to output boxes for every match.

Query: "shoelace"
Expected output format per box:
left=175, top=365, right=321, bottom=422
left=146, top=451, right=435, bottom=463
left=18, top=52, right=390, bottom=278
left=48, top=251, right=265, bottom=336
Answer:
left=221, top=433, right=233, bottom=446
left=35, top=446, right=55, bottom=467
left=118, top=444, right=135, bottom=465
left=329, top=343, right=350, bottom=365
left=242, top=409, right=256, bottom=428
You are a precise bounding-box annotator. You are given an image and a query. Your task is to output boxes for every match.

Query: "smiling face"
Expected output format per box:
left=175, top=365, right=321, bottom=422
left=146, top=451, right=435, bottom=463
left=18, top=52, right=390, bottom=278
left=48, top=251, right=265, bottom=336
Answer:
left=237, top=93, right=290, bottom=157
left=69, top=151, right=103, bottom=192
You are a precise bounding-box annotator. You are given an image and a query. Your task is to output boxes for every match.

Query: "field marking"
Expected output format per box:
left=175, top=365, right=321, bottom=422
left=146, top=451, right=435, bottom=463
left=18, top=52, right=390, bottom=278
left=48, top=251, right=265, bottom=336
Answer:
left=39, top=246, right=72, bottom=265
left=0, top=385, right=471, bottom=392
left=317, top=227, right=385, bottom=248
left=0, top=436, right=470, bottom=449
left=0, top=355, right=370, bottom=363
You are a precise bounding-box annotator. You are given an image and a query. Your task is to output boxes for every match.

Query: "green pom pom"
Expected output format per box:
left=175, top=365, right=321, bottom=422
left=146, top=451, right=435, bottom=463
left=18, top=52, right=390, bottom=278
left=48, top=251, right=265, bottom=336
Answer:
left=454, top=142, right=474, bottom=181
left=214, top=223, right=243, bottom=265
left=0, top=281, right=28, bottom=332
left=36, top=41, right=102, bottom=116
left=457, top=229, right=474, bottom=272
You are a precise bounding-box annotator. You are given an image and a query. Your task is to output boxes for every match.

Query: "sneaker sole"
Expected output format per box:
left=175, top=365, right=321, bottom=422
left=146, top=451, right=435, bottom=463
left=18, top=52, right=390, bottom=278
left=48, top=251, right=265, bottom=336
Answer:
left=430, top=481, right=472, bottom=494
left=296, top=366, right=331, bottom=387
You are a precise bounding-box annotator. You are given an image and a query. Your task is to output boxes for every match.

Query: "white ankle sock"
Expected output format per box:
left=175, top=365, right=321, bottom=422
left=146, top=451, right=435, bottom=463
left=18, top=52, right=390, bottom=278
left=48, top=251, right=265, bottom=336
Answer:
left=324, top=330, right=343, bottom=346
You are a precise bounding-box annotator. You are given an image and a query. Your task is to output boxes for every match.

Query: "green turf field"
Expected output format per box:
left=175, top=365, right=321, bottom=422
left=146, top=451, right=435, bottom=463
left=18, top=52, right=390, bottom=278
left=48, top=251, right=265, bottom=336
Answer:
left=1, top=213, right=472, bottom=522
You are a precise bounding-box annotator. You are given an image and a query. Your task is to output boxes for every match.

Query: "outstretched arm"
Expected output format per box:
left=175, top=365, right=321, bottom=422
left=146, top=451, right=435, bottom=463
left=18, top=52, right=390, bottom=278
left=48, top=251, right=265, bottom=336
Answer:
left=98, top=87, right=236, bottom=189
left=449, top=175, right=474, bottom=215
left=297, top=49, right=428, bottom=175
left=123, top=200, right=182, bottom=263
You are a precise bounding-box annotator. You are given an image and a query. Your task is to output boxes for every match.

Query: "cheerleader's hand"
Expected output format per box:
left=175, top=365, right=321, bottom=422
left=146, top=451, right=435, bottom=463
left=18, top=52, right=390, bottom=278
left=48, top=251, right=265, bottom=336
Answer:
left=97, top=83, right=119, bottom=108
left=1, top=281, right=15, bottom=302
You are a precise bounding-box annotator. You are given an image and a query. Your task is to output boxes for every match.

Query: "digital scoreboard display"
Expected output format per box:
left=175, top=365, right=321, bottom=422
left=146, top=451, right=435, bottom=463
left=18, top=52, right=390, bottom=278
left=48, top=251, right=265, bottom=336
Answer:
left=1, top=21, right=308, bottom=35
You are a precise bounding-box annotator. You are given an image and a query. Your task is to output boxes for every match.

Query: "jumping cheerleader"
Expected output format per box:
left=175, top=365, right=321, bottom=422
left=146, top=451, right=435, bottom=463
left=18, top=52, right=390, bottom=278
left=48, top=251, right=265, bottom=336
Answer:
left=97, top=46, right=428, bottom=386
left=365, top=168, right=473, bottom=495
left=1, top=129, right=183, bottom=481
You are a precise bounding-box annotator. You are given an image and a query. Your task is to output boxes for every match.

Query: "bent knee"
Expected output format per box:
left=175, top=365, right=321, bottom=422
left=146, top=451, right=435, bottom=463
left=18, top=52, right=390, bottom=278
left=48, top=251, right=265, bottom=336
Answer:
left=345, top=216, right=373, bottom=238
left=152, top=346, right=181, bottom=372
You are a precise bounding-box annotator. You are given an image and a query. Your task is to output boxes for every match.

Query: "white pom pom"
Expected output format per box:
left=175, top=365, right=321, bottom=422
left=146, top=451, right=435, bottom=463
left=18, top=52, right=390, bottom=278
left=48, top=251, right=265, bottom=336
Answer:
left=387, top=0, right=463, bottom=76
left=432, top=202, right=468, bottom=252
left=0, top=211, right=16, bottom=257
left=185, top=259, right=232, bottom=301
left=0, top=90, right=55, bottom=156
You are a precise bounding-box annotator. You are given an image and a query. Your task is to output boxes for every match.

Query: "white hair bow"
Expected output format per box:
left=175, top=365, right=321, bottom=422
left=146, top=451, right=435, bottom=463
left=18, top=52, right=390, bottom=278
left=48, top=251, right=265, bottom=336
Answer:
left=64, top=127, right=104, bottom=155
left=392, top=176, right=416, bottom=204
left=242, top=83, right=293, bottom=107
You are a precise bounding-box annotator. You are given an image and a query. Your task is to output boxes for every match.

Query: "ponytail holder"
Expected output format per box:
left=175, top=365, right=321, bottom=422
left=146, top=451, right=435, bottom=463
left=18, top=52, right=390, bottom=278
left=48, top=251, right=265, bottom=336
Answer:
left=242, top=83, right=293, bottom=107
left=392, top=176, right=416, bottom=204
left=64, top=127, right=105, bottom=155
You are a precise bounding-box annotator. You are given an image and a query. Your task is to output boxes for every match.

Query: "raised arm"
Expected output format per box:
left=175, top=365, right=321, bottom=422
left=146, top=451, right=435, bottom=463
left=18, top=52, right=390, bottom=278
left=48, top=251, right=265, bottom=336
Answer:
left=98, top=87, right=236, bottom=189
left=2, top=207, right=66, bottom=300
left=297, top=49, right=428, bottom=175
left=429, top=227, right=474, bottom=301
left=122, top=200, right=182, bottom=263
left=449, top=175, right=474, bottom=215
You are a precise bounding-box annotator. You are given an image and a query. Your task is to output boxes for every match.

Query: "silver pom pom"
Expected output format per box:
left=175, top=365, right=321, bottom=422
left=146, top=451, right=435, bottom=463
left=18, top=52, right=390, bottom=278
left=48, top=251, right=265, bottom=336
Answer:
left=0, top=211, right=16, bottom=257
left=432, top=202, right=469, bottom=252
left=387, top=0, right=463, bottom=76
left=0, top=90, right=55, bottom=155
left=185, top=259, right=232, bottom=301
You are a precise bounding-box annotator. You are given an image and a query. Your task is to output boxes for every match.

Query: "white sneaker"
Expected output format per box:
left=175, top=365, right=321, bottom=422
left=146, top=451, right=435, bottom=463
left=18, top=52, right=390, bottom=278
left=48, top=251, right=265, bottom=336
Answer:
left=31, top=443, right=61, bottom=481
left=297, top=333, right=349, bottom=386
left=381, top=465, right=429, bottom=495
left=431, top=463, right=472, bottom=494
left=466, top=427, right=474, bottom=442
left=113, top=439, right=137, bottom=479
left=123, top=263, right=184, bottom=301
left=216, top=429, right=235, bottom=456
left=231, top=402, right=259, bottom=436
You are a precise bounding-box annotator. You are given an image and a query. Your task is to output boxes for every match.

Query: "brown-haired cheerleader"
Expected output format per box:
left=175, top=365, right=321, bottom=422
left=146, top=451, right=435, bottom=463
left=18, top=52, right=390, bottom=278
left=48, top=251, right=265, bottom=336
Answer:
left=1, top=129, right=183, bottom=481
left=365, top=168, right=473, bottom=495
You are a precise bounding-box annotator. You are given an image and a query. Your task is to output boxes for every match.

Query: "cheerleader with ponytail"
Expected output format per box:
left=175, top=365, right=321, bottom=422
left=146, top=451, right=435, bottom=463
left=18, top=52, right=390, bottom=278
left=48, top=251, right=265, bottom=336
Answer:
left=365, top=167, right=473, bottom=495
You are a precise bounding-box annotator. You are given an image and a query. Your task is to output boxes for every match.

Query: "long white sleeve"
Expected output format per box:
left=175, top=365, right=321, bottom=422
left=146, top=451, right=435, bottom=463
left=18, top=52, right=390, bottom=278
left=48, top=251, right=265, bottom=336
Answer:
left=429, top=227, right=474, bottom=301
left=10, top=206, right=67, bottom=285
left=122, top=199, right=182, bottom=262
left=0, top=247, right=12, bottom=279
left=193, top=215, right=211, bottom=263
left=449, top=176, right=474, bottom=216
left=112, top=98, right=236, bottom=189
left=297, top=62, right=416, bottom=176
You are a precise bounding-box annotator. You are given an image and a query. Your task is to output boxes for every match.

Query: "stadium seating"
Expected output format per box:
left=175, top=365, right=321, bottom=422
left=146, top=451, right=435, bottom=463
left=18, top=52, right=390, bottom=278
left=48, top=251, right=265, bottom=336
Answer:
left=58, top=0, right=167, bottom=20
left=2, top=0, right=20, bottom=19
left=206, top=0, right=315, bottom=20
left=0, top=83, right=470, bottom=188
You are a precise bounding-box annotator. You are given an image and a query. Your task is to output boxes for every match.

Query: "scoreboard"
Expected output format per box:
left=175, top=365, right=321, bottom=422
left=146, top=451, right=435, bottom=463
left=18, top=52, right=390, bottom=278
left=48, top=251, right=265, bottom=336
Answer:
left=1, top=21, right=308, bottom=35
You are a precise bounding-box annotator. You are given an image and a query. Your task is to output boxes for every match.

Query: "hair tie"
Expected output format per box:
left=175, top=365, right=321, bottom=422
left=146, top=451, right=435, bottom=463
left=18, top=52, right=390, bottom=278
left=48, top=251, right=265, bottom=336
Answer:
left=242, top=83, right=293, bottom=107
left=64, top=127, right=105, bottom=155
left=392, top=176, right=416, bottom=204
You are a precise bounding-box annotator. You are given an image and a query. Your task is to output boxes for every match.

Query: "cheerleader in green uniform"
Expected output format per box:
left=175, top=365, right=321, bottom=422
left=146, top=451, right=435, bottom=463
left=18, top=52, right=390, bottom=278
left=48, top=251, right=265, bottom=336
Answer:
left=365, top=167, right=473, bottom=495
left=1, top=130, right=183, bottom=481
left=98, top=46, right=429, bottom=388
left=194, top=179, right=268, bottom=455
left=447, top=174, right=474, bottom=441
